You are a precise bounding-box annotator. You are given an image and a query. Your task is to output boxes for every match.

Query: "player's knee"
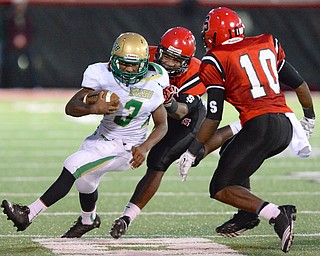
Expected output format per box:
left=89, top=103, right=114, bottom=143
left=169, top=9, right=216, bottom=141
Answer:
left=64, top=157, right=78, bottom=175
left=145, top=168, right=165, bottom=179
left=209, top=176, right=227, bottom=198
left=75, top=178, right=98, bottom=194
left=147, top=160, right=169, bottom=172
left=219, top=136, right=234, bottom=156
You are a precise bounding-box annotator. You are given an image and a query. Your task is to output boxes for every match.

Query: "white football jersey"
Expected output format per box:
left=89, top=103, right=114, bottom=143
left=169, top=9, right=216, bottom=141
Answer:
left=81, top=62, right=169, bottom=146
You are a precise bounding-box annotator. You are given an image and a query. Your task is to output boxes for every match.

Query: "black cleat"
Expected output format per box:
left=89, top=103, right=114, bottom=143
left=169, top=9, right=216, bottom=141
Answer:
left=216, top=209, right=260, bottom=237
left=61, top=215, right=101, bottom=238
left=269, top=205, right=297, bottom=253
left=109, top=216, right=130, bottom=239
left=1, top=200, right=31, bottom=231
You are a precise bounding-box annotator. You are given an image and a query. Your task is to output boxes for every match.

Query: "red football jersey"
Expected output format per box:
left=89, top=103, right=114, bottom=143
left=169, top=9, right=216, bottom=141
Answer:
left=149, top=46, right=206, bottom=97
left=199, top=34, right=292, bottom=125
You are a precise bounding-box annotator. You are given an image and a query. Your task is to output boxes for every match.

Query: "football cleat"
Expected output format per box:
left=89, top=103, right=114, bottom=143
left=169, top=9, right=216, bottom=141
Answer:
left=216, top=209, right=260, bottom=237
left=61, top=215, right=101, bottom=238
left=1, top=200, right=31, bottom=231
left=109, top=215, right=131, bottom=239
left=269, top=205, right=297, bottom=253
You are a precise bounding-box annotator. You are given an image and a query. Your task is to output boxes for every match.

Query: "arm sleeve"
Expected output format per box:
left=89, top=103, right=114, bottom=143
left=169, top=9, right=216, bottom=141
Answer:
left=177, top=93, right=202, bottom=113
left=278, top=61, right=304, bottom=89
left=206, top=86, right=224, bottom=120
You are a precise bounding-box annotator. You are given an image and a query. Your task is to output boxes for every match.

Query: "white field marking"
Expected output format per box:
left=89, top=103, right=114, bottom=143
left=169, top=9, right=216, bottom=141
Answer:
left=33, top=238, right=245, bottom=256
left=65, top=114, right=101, bottom=124
left=13, top=102, right=64, bottom=113
left=207, top=146, right=320, bottom=158
left=1, top=146, right=319, bottom=159
left=12, top=102, right=101, bottom=123
left=1, top=191, right=320, bottom=198
left=0, top=211, right=319, bottom=217
left=1, top=233, right=320, bottom=238
left=1, top=171, right=320, bottom=182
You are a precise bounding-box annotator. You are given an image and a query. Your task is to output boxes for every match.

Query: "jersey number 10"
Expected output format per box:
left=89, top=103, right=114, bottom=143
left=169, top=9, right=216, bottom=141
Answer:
left=240, top=49, right=280, bottom=99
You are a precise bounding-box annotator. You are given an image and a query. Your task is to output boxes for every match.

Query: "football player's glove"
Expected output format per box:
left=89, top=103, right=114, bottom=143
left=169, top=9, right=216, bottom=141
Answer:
left=300, top=116, right=315, bottom=139
left=163, top=85, right=175, bottom=107
left=178, top=150, right=196, bottom=182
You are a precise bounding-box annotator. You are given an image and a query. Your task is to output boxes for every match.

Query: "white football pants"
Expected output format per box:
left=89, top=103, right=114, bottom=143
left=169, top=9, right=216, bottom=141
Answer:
left=64, top=133, right=133, bottom=194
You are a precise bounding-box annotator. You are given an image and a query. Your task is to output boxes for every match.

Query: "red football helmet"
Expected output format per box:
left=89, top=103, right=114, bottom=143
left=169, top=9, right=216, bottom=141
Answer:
left=201, top=7, right=245, bottom=49
left=156, top=27, right=196, bottom=77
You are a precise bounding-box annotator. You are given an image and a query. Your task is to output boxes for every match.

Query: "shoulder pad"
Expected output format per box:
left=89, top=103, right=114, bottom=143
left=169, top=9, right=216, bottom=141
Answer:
left=142, top=62, right=169, bottom=89
left=148, top=62, right=166, bottom=75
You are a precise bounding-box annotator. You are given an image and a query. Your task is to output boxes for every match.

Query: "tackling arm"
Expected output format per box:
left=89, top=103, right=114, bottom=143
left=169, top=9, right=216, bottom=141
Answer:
left=178, top=86, right=224, bottom=181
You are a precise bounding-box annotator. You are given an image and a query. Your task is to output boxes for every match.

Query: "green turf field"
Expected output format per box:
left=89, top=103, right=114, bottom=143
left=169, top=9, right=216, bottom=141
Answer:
left=0, top=90, right=319, bottom=255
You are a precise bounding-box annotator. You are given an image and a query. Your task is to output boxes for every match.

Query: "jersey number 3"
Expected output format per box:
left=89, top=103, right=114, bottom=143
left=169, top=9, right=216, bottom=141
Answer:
left=114, top=99, right=142, bottom=127
left=240, top=49, right=280, bottom=99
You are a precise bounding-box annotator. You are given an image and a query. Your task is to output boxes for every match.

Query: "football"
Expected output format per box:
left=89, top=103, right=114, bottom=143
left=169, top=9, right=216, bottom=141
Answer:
left=83, top=90, right=120, bottom=105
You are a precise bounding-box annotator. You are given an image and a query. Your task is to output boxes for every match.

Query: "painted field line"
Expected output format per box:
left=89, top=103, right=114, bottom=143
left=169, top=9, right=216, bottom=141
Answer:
left=0, top=210, right=317, bottom=217
left=1, top=171, right=320, bottom=182
left=1, top=191, right=320, bottom=198
left=33, top=237, right=244, bottom=256
left=1, top=233, right=320, bottom=238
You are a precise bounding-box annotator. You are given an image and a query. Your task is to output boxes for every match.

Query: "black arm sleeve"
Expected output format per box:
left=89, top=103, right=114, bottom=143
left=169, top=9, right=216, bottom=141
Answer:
left=278, top=61, right=304, bottom=89
left=206, top=86, right=224, bottom=120
left=177, top=93, right=202, bottom=113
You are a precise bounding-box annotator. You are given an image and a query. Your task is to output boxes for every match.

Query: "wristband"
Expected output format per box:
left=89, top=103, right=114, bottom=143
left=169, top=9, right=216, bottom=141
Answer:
left=189, top=139, right=204, bottom=156
left=165, top=99, right=178, bottom=114
left=303, top=107, right=315, bottom=119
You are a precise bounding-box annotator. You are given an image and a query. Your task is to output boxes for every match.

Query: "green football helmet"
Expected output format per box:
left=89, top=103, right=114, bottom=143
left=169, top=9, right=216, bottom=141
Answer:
left=110, top=32, right=149, bottom=85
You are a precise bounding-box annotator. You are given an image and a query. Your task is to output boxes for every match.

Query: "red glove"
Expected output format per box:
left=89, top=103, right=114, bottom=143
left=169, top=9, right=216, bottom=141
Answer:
left=163, top=85, right=175, bottom=106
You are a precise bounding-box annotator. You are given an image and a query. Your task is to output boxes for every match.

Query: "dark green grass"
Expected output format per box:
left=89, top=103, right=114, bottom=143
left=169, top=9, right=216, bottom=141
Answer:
left=0, top=92, right=319, bottom=256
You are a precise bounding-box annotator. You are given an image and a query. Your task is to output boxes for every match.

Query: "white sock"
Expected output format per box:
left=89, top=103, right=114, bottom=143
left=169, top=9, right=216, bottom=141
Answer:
left=81, top=206, right=97, bottom=225
left=28, top=199, right=47, bottom=222
left=258, top=203, right=281, bottom=221
left=122, top=202, right=141, bottom=222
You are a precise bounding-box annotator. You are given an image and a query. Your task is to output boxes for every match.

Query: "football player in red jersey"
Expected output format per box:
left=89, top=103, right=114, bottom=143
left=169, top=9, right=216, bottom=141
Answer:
left=178, top=7, right=315, bottom=253
left=109, top=27, right=240, bottom=238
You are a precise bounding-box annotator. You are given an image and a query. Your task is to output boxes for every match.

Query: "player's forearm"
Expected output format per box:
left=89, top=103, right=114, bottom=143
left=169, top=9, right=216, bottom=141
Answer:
left=65, top=100, right=93, bottom=117
left=167, top=102, right=189, bottom=120
left=295, top=82, right=313, bottom=109
left=294, top=82, right=315, bottom=118
left=142, top=123, right=168, bottom=152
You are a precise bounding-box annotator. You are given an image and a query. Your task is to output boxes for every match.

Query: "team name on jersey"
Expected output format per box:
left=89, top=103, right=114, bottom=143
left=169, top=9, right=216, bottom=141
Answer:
left=129, top=88, right=154, bottom=99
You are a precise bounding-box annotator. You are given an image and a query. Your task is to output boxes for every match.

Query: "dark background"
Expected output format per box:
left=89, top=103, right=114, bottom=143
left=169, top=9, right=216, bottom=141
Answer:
left=0, top=1, right=319, bottom=90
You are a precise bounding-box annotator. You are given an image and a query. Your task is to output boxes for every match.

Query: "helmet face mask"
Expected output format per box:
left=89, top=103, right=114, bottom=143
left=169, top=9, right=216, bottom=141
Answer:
left=156, top=45, right=190, bottom=77
left=201, top=7, right=245, bottom=49
left=110, top=32, right=149, bottom=85
left=155, top=27, right=196, bottom=77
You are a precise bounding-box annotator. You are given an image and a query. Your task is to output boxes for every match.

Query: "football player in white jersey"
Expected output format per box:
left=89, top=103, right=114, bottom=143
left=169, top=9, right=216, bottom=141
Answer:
left=1, top=32, right=169, bottom=238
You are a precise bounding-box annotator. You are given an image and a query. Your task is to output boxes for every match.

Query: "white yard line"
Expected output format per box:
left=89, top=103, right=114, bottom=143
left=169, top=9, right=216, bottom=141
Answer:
left=1, top=191, right=320, bottom=197
left=34, top=237, right=245, bottom=256
left=0, top=210, right=319, bottom=216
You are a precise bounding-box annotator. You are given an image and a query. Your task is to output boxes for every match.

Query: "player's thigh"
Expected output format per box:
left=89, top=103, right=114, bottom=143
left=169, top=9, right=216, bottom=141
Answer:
left=210, top=116, right=269, bottom=193
left=65, top=139, right=131, bottom=193
left=210, top=114, right=292, bottom=194
left=147, top=128, right=194, bottom=171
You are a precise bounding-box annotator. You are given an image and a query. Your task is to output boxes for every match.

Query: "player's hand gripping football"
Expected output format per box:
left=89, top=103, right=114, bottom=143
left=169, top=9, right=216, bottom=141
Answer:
left=93, top=91, right=120, bottom=115
left=178, top=150, right=196, bottom=182
left=300, top=116, right=315, bottom=139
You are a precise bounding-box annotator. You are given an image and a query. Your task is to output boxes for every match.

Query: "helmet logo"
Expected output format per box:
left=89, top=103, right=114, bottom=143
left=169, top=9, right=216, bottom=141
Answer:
left=111, top=41, right=120, bottom=55
left=203, top=15, right=210, bottom=32
left=124, top=54, right=139, bottom=61
left=168, top=45, right=182, bottom=55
